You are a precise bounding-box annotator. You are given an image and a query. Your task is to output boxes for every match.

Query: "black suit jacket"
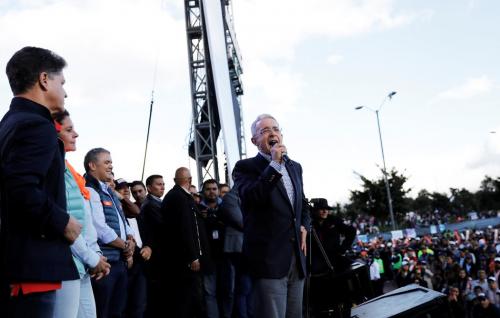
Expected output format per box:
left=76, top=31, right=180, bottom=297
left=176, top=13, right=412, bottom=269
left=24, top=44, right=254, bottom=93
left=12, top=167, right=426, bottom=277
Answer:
left=140, top=194, right=162, bottom=277
left=233, top=153, right=311, bottom=279
left=160, top=185, right=213, bottom=275
left=311, top=215, right=356, bottom=274
left=0, top=97, right=77, bottom=282
left=140, top=194, right=161, bottom=251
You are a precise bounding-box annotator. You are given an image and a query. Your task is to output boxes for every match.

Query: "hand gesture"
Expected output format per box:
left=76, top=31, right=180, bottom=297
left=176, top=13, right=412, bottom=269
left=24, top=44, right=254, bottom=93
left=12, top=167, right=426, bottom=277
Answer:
left=271, top=142, right=287, bottom=164
left=123, top=237, right=135, bottom=258
left=300, top=225, right=307, bottom=256
left=140, top=246, right=152, bottom=261
left=190, top=259, right=200, bottom=272
left=90, top=255, right=111, bottom=281
left=63, top=216, right=82, bottom=243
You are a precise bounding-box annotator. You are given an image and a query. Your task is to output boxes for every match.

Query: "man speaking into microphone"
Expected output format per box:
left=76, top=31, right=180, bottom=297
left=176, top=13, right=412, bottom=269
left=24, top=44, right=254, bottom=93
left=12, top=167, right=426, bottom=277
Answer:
left=233, top=114, right=311, bottom=318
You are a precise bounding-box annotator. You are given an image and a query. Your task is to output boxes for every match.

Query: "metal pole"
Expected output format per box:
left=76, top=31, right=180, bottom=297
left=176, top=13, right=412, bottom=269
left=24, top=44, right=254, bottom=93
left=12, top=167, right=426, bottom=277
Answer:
left=141, top=93, right=154, bottom=182
left=375, top=110, right=397, bottom=230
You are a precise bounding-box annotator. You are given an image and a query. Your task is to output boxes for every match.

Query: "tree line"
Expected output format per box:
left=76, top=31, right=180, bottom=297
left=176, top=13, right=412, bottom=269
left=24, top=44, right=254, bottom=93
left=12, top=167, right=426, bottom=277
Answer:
left=340, top=169, right=500, bottom=224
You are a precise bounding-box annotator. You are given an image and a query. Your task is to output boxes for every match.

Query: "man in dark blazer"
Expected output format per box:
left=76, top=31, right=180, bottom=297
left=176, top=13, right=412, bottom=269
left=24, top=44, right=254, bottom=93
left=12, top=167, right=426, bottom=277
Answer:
left=140, top=174, right=165, bottom=317
left=160, top=167, right=212, bottom=318
left=219, top=187, right=253, bottom=318
left=233, top=114, right=311, bottom=318
left=0, top=47, right=81, bottom=317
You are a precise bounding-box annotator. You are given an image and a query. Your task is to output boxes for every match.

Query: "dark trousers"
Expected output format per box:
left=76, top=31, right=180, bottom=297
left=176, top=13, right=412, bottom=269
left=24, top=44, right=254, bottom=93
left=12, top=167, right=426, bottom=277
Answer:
left=371, top=279, right=384, bottom=297
left=8, top=290, right=56, bottom=318
left=92, top=260, right=128, bottom=318
left=222, top=255, right=236, bottom=318
left=144, top=279, right=162, bottom=318
left=0, top=275, right=10, bottom=317
left=126, top=260, right=147, bottom=318
left=223, top=253, right=253, bottom=318
left=171, top=269, right=204, bottom=318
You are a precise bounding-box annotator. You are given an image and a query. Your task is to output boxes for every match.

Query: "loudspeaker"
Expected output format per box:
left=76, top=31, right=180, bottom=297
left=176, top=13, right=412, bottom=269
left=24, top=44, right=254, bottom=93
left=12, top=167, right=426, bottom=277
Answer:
left=351, top=284, right=449, bottom=318
left=308, top=261, right=372, bottom=318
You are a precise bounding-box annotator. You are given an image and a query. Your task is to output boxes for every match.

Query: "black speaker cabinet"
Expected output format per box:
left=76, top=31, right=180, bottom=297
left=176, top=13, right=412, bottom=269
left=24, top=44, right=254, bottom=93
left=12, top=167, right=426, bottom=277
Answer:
left=308, top=261, right=372, bottom=317
left=351, top=284, right=449, bottom=318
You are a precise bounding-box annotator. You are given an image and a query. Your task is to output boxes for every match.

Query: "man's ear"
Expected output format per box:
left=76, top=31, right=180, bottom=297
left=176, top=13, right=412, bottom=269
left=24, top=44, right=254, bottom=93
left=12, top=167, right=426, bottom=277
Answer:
left=89, top=161, right=97, bottom=172
left=251, top=137, right=257, bottom=146
left=38, top=72, right=49, bottom=91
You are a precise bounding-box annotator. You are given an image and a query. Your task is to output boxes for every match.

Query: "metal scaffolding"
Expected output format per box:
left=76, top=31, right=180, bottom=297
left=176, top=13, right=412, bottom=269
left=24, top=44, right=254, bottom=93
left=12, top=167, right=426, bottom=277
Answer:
left=184, top=0, right=244, bottom=188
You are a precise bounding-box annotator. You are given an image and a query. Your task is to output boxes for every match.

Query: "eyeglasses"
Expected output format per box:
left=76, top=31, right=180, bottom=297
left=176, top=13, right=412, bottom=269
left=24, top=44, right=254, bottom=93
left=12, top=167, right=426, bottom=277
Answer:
left=258, top=126, right=281, bottom=136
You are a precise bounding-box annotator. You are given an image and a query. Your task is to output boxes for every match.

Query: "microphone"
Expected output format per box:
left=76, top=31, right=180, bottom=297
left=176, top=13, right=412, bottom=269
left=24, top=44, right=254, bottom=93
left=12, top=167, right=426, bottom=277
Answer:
left=269, top=140, right=291, bottom=165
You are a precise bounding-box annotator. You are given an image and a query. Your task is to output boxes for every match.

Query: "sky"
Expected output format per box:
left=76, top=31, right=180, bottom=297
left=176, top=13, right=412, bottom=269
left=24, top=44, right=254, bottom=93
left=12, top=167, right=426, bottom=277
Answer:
left=0, top=0, right=499, bottom=206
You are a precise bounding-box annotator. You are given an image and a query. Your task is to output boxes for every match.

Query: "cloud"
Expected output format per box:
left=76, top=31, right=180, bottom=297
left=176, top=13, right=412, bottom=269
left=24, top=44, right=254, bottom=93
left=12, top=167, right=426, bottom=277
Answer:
left=241, top=60, right=305, bottom=120
left=0, top=0, right=434, bottom=191
left=232, top=0, right=428, bottom=128
left=468, top=131, right=500, bottom=170
left=433, top=76, right=494, bottom=101
left=326, top=54, right=343, bottom=65
left=233, top=0, right=428, bottom=62
left=0, top=0, right=196, bottom=182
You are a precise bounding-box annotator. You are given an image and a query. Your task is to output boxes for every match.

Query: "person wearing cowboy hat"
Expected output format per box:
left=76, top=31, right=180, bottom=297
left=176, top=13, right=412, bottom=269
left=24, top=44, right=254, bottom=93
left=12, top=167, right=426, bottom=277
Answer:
left=310, top=198, right=356, bottom=271
left=309, top=198, right=356, bottom=317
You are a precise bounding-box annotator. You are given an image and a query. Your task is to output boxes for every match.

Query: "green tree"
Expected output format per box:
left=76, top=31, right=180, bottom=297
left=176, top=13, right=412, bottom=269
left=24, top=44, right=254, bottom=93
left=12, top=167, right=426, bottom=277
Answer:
left=347, top=168, right=411, bottom=222
left=429, top=191, right=452, bottom=213
left=411, top=189, right=433, bottom=213
left=476, top=175, right=500, bottom=211
left=449, top=187, right=478, bottom=214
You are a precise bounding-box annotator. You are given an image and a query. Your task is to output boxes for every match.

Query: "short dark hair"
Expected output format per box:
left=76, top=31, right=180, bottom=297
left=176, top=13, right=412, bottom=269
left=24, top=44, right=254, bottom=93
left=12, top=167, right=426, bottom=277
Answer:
left=6, top=46, right=67, bottom=95
left=84, top=148, right=110, bottom=172
left=130, top=180, right=146, bottom=189
left=52, top=109, right=70, bottom=125
left=145, top=174, right=163, bottom=187
left=219, top=183, right=229, bottom=190
left=202, top=179, right=219, bottom=191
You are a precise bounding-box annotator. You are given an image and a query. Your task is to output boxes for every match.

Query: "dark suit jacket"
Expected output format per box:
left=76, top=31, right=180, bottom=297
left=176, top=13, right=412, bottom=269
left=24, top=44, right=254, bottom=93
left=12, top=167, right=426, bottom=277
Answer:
left=0, top=97, right=78, bottom=282
left=160, top=185, right=213, bottom=275
left=311, top=215, right=356, bottom=274
left=219, top=188, right=244, bottom=254
left=140, top=194, right=161, bottom=250
left=140, top=194, right=162, bottom=277
left=233, top=153, right=311, bottom=279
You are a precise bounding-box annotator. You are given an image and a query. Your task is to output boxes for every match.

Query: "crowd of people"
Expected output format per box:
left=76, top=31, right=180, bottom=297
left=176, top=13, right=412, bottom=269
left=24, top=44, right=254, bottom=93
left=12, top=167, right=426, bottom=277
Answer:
left=350, top=225, right=500, bottom=318
left=349, top=209, right=499, bottom=236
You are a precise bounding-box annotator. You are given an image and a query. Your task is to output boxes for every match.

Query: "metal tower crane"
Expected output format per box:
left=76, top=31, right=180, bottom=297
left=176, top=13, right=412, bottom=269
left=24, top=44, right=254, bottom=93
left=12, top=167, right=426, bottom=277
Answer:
left=184, top=0, right=245, bottom=188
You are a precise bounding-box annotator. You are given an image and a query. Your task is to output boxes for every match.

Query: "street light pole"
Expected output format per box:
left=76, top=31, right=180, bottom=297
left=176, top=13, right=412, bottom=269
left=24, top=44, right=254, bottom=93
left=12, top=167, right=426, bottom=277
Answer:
left=355, top=91, right=398, bottom=230
left=375, top=109, right=397, bottom=230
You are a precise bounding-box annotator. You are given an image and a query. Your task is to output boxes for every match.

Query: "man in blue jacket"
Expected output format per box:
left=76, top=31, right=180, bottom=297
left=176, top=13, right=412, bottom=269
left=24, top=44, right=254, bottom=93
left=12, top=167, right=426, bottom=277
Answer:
left=233, top=114, right=310, bottom=318
left=84, top=148, right=135, bottom=318
left=0, top=47, right=82, bottom=318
